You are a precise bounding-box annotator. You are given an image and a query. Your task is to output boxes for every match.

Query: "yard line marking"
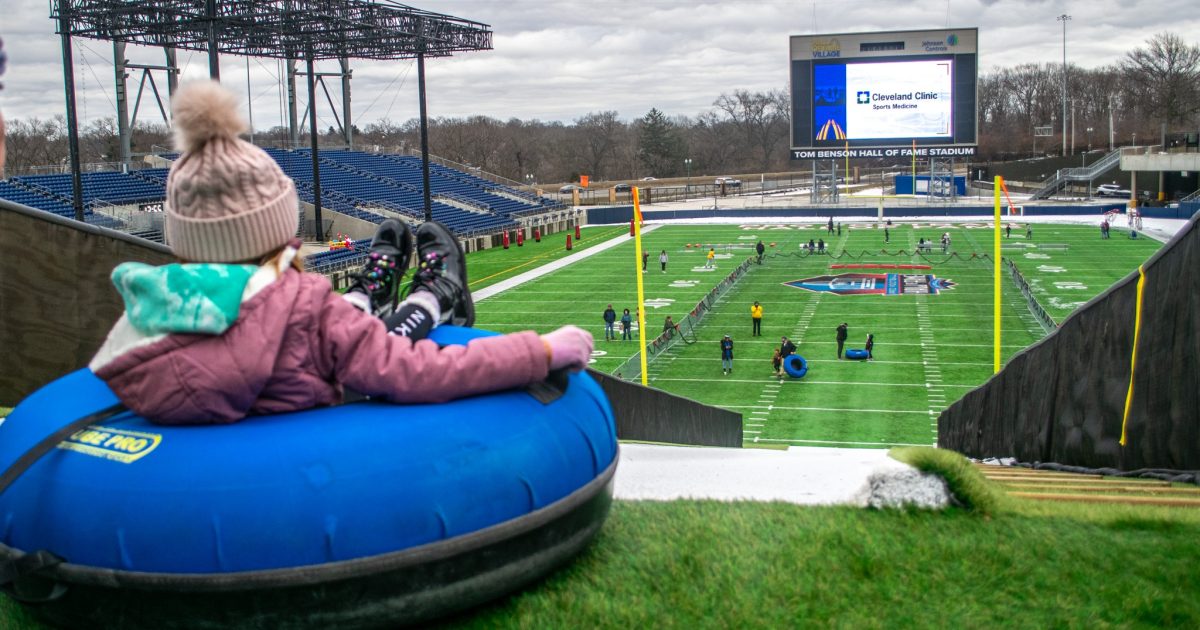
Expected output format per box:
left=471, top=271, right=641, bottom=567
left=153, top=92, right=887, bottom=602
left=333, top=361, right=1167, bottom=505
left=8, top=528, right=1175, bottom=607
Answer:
left=720, top=404, right=934, bottom=415
left=654, top=377, right=975, bottom=388
left=757, top=438, right=934, bottom=447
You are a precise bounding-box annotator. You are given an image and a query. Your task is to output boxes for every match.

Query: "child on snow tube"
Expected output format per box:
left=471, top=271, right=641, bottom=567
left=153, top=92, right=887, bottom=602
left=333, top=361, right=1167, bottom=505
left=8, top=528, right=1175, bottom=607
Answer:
left=90, top=80, right=592, bottom=426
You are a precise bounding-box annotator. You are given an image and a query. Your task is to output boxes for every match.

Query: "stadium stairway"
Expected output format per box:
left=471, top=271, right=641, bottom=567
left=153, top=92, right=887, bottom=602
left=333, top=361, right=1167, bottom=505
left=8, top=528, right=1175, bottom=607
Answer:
left=975, top=464, right=1200, bottom=507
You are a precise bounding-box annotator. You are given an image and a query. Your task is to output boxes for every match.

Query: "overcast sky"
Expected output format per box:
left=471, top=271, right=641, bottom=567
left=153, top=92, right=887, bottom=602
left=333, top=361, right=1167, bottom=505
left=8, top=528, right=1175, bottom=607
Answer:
left=2, top=0, right=1197, bottom=130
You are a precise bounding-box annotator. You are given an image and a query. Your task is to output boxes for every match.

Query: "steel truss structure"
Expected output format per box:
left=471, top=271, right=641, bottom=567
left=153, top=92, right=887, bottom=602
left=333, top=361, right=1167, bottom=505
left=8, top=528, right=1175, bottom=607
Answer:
left=53, top=0, right=492, bottom=61
left=50, top=0, right=493, bottom=226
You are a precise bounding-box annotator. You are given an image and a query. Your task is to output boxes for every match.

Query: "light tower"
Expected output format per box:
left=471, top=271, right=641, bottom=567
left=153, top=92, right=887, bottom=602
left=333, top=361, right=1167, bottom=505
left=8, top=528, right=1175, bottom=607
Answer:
left=1057, top=14, right=1071, bottom=157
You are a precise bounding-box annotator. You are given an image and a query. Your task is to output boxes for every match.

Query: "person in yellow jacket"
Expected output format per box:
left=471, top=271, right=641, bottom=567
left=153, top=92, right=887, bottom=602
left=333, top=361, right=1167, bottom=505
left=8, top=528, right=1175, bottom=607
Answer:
left=705, top=247, right=715, bottom=268
left=750, top=301, right=763, bottom=336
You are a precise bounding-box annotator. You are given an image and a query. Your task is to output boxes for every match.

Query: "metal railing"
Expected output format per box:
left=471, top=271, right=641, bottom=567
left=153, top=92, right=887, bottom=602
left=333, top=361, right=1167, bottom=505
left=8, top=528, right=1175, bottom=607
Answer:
left=1030, top=148, right=1124, bottom=200
left=433, top=191, right=491, bottom=213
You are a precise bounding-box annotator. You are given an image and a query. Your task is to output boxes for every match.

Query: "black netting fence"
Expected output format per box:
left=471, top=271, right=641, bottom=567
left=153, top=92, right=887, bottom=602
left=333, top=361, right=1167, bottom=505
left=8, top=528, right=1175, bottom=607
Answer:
left=764, top=248, right=992, bottom=265
left=611, top=256, right=754, bottom=381
left=1005, top=258, right=1057, bottom=335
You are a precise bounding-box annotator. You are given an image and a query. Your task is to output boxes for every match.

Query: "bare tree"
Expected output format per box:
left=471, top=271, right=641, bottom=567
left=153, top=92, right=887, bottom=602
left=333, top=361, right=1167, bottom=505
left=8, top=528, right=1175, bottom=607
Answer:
left=1120, top=32, right=1200, bottom=145
left=683, top=111, right=739, bottom=175
left=3, top=117, right=68, bottom=175
left=713, top=89, right=789, bottom=172
left=571, top=111, right=623, bottom=180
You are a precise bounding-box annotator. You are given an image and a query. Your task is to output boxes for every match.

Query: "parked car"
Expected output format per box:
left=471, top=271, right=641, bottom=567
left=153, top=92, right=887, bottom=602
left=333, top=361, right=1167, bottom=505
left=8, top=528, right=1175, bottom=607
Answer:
left=614, top=183, right=632, bottom=192
left=559, top=184, right=584, bottom=194
left=715, top=177, right=742, bottom=187
left=640, top=177, right=657, bottom=181
left=1096, top=183, right=1131, bottom=198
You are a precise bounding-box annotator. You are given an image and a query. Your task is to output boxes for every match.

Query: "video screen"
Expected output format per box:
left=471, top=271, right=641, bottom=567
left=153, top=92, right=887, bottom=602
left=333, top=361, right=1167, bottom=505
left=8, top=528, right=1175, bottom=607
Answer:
left=812, top=59, right=954, bottom=142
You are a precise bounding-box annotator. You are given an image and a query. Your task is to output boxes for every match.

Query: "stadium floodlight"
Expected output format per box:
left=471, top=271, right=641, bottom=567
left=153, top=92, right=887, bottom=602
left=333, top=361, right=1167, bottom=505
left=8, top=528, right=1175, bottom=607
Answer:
left=1057, top=14, right=1071, bottom=157
left=49, top=0, right=493, bottom=225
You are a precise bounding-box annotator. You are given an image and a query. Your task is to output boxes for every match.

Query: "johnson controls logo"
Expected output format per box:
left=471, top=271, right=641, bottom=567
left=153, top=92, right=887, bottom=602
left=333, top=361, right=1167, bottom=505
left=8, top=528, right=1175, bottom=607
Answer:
left=812, top=38, right=841, bottom=58
left=921, top=33, right=960, bottom=52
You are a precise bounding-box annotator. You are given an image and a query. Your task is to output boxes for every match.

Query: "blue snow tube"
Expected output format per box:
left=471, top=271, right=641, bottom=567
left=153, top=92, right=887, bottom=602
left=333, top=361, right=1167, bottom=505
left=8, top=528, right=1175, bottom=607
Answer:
left=0, top=326, right=617, bottom=629
left=845, top=348, right=870, bottom=360
left=783, top=354, right=808, bottom=378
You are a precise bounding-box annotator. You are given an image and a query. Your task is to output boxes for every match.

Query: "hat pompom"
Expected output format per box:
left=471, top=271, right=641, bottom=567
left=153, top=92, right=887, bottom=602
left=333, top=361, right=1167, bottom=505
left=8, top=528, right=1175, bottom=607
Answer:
left=172, top=80, right=247, bottom=153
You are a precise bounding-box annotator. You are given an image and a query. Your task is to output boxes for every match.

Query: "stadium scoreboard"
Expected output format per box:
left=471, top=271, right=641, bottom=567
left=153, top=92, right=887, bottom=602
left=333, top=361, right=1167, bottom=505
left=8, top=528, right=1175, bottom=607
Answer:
left=790, top=28, right=978, bottom=159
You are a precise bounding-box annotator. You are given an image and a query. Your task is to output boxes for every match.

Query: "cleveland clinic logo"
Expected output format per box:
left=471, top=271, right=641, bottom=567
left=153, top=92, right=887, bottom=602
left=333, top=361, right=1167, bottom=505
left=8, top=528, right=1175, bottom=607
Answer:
left=856, top=91, right=870, bottom=104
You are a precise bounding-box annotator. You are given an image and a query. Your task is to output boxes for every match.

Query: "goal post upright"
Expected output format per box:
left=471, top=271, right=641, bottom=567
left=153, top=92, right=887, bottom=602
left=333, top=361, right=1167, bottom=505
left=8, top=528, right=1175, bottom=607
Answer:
left=632, top=188, right=649, bottom=386
left=993, top=175, right=1002, bottom=374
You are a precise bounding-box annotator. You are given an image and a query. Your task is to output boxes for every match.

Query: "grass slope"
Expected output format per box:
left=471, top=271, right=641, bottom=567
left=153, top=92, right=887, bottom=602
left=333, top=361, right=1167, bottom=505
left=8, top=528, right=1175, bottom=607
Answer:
left=6, top=498, right=1198, bottom=629
left=451, top=498, right=1200, bottom=629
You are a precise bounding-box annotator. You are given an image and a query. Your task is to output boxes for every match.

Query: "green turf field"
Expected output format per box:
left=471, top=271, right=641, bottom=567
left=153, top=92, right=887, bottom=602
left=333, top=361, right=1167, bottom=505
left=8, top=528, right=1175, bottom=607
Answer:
left=999, top=222, right=1160, bottom=322
left=473, top=221, right=1162, bottom=448
left=465, top=224, right=630, bottom=291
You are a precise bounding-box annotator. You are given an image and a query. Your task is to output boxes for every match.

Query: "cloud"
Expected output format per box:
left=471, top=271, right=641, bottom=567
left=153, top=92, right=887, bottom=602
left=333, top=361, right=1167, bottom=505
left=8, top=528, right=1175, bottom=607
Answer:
left=1, top=0, right=1197, bottom=127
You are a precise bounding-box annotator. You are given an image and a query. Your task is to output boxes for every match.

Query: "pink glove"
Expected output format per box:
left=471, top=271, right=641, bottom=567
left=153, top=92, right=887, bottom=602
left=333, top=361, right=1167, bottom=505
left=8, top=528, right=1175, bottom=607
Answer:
left=541, top=326, right=594, bottom=372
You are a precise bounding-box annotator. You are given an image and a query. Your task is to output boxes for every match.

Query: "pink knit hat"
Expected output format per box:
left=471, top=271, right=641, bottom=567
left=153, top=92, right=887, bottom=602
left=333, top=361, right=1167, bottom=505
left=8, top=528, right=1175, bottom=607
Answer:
left=164, top=80, right=298, bottom=262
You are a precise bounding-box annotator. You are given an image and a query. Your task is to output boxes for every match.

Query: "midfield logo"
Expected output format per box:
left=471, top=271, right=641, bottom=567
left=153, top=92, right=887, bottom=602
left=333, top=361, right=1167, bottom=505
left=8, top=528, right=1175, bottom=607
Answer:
left=785, top=273, right=955, bottom=296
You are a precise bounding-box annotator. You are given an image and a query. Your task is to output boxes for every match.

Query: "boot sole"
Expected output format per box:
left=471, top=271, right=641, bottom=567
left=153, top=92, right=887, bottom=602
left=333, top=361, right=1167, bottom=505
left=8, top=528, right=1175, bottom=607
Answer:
left=419, top=221, right=475, bottom=327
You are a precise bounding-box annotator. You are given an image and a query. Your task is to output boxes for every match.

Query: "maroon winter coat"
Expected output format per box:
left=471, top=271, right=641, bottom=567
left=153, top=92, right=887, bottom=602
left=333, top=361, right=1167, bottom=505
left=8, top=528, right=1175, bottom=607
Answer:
left=90, top=263, right=548, bottom=425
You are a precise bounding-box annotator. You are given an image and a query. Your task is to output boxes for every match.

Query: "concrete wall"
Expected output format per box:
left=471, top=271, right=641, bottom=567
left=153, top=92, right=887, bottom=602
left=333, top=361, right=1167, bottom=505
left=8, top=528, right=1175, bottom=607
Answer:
left=1, top=200, right=174, bottom=405
left=586, top=204, right=1130, bottom=225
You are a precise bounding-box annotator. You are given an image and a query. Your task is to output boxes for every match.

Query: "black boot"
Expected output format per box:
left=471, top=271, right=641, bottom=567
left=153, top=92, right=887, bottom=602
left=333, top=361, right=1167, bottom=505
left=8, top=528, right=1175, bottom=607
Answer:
left=409, top=221, right=475, bottom=327
left=347, top=219, right=412, bottom=317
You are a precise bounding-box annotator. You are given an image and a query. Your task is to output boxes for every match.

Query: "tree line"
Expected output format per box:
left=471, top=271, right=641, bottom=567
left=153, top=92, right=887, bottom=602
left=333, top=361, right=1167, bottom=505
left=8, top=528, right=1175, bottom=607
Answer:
left=3, top=32, right=1197, bottom=182
left=979, top=32, right=1200, bottom=161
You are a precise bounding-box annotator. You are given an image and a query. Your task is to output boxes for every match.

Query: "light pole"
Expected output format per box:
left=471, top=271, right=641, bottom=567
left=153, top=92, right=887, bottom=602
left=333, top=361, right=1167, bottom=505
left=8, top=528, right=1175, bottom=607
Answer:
left=684, top=158, right=692, bottom=196
left=1057, top=14, right=1070, bottom=157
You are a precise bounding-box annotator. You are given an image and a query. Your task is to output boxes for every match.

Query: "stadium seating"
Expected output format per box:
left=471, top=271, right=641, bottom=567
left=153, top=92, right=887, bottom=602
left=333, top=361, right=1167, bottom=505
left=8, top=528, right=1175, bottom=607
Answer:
left=0, top=180, right=124, bottom=229
left=0, top=148, right=561, bottom=256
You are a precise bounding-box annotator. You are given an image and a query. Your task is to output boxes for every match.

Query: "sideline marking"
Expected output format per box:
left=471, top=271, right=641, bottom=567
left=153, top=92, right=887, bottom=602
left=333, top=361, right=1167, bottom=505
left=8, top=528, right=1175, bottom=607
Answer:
left=757, top=438, right=932, bottom=447
left=655, top=377, right=974, bottom=388
left=720, top=404, right=933, bottom=415
left=469, top=226, right=628, bottom=287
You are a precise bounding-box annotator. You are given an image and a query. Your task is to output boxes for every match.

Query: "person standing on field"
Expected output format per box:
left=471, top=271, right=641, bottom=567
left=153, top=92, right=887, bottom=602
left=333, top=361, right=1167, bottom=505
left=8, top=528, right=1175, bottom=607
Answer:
left=720, top=334, right=734, bottom=375
left=884, top=226, right=890, bottom=244
left=620, top=308, right=632, bottom=341
left=751, top=301, right=763, bottom=336
left=836, top=322, right=848, bottom=359
left=659, top=249, right=668, bottom=272
left=756, top=240, right=765, bottom=264
left=603, top=304, right=617, bottom=341
left=642, top=250, right=649, bottom=272
left=705, top=247, right=715, bottom=269
left=865, top=333, right=875, bottom=360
